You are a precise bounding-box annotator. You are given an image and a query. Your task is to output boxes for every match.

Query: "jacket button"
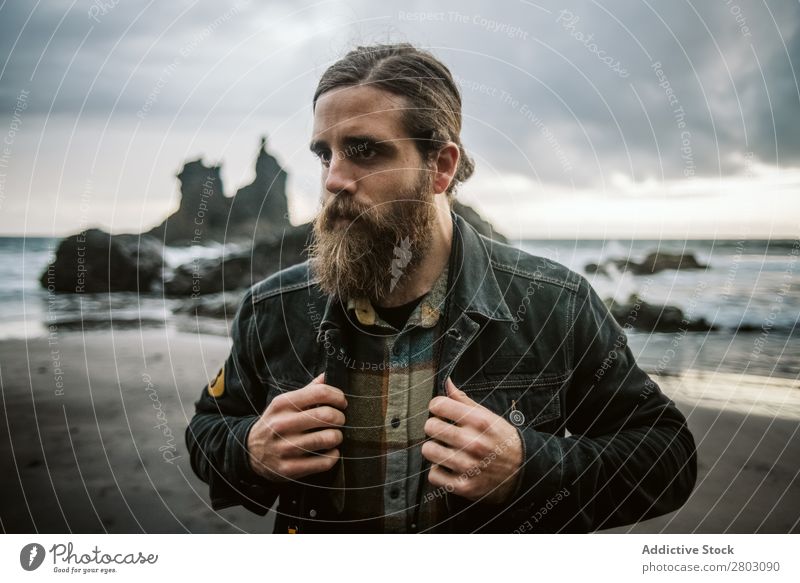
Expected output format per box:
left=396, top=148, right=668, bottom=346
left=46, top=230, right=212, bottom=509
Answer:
left=446, top=328, right=461, bottom=340
left=391, top=416, right=400, bottom=428
left=309, top=508, right=317, bottom=518
left=390, top=488, right=400, bottom=499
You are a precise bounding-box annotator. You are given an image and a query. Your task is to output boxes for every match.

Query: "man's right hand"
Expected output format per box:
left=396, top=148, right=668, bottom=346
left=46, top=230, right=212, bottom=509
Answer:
left=246, top=373, right=347, bottom=483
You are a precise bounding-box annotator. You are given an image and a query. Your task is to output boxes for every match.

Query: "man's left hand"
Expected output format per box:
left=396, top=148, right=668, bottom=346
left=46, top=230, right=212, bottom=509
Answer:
left=422, top=378, right=524, bottom=505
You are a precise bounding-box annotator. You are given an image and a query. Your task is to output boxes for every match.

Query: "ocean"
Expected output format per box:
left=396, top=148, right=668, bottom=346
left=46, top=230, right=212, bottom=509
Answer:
left=1, top=236, right=797, bottom=380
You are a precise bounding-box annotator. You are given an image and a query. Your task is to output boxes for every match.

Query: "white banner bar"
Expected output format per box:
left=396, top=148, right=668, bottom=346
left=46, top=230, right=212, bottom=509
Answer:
left=1, top=534, right=797, bottom=582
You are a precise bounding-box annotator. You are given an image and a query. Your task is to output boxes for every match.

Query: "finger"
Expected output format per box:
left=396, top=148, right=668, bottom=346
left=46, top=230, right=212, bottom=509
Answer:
left=428, top=394, right=491, bottom=432
left=445, top=377, right=474, bottom=404
left=282, top=448, right=341, bottom=480
left=279, top=428, right=343, bottom=455
left=424, top=415, right=482, bottom=452
left=274, top=382, right=348, bottom=412
left=289, top=405, right=346, bottom=433
left=428, top=463, right=467, bottom=497
left=421, top=439, right=473, bottom=474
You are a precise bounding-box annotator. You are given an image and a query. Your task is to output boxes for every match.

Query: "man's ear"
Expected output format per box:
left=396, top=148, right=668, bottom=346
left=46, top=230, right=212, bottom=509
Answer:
left=432, top=142, right=460, bottom=195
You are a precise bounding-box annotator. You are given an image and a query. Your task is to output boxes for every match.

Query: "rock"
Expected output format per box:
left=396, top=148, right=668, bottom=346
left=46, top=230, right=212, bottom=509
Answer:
left=635, top=251, right=707, bottom=274
left=40, top=229, right=165, bottom=293
left=606, top=293, right=717, bottom=332
left=735, top=323, right=765, bottom=332
left=163, top=254, right=253, bottom=296
left=145, top=159, right=230, bottom=246
left=144, top=136, right=291, bottom=246
left=587, top=250, right=708, bottom=276
left=163, top=224, right=311, bottom=296
left=585, top=263, right=609, bottom=276
left=228, top=136, right=291, bottom=240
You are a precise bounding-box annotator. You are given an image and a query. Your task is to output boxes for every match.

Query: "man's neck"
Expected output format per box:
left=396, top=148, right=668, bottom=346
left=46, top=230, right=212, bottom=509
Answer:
left=376, top=199, right=453, bottom=308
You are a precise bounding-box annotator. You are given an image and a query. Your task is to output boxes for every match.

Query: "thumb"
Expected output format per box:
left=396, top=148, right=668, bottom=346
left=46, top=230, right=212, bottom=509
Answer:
left=311, top=372, right=325, bottom=385
left=445, top=377, right=472, bottom=402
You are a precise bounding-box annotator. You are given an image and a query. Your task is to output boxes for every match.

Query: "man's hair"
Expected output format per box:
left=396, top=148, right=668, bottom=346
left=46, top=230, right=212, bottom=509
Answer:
left=312, top=43, right=475, bottom=199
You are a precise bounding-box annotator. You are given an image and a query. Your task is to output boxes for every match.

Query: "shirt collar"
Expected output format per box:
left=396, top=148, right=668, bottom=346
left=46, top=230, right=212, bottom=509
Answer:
left=346, top=264, right=449, bottom=330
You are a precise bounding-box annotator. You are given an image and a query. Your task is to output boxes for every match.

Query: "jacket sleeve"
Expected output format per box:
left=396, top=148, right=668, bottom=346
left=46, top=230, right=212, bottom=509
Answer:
left=184, top=287, right=279, bottom=515
left=507, top=274, right=697, bottom=532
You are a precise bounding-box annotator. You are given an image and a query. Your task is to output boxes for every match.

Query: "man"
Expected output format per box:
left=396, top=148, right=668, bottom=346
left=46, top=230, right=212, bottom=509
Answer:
left=186, top=43, right=697, bottom=533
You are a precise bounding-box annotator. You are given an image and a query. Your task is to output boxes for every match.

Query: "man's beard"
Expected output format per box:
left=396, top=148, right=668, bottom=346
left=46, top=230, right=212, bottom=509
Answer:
left=309, top=169, right=437, bottom=304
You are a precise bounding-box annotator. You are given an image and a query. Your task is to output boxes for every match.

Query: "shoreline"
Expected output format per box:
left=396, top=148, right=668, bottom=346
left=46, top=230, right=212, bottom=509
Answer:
left=0, top=328, right=797, bottom=533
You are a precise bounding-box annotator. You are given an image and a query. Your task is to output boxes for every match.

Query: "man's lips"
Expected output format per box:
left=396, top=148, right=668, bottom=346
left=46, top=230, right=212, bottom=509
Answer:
left=330, top=212, right=362, bottom=226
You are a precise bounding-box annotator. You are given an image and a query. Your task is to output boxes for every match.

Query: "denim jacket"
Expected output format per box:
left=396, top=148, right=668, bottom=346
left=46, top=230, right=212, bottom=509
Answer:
left=185, top=212, right=697, bottom=533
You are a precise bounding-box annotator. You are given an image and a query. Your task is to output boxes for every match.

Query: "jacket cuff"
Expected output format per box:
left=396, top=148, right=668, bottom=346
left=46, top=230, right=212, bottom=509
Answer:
left=505, top=425, right=564, bottom=522
left=210, top=416, right=279, bottom=515
left=227, top=416, right=266, bottom=483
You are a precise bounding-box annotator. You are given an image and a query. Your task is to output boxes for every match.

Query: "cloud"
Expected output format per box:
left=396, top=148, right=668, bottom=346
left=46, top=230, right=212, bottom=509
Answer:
left=1, top=0, right=798, bottom=236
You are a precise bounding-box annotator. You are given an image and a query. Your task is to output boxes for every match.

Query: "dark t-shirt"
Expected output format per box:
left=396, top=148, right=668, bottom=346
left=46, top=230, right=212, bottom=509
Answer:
left=373, top=294, right=426, bottom=330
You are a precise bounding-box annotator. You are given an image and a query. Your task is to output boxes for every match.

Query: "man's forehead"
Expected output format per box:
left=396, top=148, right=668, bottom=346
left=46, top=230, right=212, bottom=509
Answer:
left=312, top=85, right=409, bottom=141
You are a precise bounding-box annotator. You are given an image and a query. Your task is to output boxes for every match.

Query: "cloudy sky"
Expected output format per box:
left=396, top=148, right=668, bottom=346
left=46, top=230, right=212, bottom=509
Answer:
left=0, top=0, right=798, bottom=239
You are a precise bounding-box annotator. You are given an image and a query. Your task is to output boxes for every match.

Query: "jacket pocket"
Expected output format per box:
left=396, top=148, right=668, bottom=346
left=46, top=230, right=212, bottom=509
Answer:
left=460, top=375, right=566, bottom=429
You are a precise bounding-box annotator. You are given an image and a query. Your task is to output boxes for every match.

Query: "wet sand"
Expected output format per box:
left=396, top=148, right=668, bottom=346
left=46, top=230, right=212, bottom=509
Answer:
left=0, top=328, right=797, bottom=533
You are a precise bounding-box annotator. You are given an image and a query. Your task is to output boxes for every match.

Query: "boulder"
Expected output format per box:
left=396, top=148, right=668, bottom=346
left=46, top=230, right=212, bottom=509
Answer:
left=587, top=250, right=708, bottom=276
left=40, top=229, right=165, bottom=293
left=163, top=224, right=311, bottom=296
left=606, top=293, right=717, bottom=332
left=635, top=251, right=707, bottom=274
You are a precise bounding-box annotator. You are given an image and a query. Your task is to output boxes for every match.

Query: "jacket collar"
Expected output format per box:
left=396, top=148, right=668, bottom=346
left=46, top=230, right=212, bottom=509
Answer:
left=317, top=209, right=513, bottom=339
left=448, top=211, right=514, bottom=322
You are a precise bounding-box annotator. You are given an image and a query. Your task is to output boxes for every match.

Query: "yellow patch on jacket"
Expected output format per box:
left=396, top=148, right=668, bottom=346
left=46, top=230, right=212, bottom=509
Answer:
left=208, top=366, right=225, bottom=397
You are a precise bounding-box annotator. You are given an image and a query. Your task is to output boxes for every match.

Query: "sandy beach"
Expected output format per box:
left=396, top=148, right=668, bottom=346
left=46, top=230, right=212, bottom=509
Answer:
left=1, top=326, right=797, bottom=533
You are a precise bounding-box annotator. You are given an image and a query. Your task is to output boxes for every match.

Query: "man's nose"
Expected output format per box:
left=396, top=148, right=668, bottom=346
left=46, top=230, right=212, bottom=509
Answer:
left=324, top=155, right=358, bottom=196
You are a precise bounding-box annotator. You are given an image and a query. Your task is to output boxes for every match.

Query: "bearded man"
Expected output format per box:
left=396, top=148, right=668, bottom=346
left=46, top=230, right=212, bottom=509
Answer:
left=186, top=43, right=697, bottom=534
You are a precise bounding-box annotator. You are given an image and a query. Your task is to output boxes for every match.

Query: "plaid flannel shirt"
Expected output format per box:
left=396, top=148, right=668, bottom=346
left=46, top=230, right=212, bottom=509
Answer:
left=334, top=265, right=450, bottom=532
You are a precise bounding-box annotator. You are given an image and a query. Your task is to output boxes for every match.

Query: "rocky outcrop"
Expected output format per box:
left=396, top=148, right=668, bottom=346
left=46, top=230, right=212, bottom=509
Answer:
left=227, top=136, right=291, bottom=240
left=163, top=224, right=311, bottom=296
left=144, top=136, right=291, bottom=246
left=144, top=160, right=229, bottom=246
left=40, top=229, right=165, bottom=293
left=606, top=293, right=717, bottom=332
left=587, top=251, right=708, bottom=276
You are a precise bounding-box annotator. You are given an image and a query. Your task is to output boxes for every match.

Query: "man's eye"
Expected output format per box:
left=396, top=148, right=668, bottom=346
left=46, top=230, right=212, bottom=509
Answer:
left=315, top=151, right=331, bottom=166
left=357, top=148, right=377, bottom=161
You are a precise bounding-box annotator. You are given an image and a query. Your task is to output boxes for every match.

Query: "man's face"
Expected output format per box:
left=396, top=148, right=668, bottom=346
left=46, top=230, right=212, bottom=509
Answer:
left=308, top=85, right=437, bottom=303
